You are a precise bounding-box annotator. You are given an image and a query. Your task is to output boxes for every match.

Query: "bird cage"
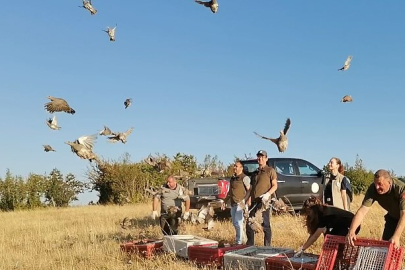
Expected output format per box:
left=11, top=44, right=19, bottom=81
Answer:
left=315, top=235, right=404, bottom=270
left=266, top=252, right=319, bottom=270
left=162, top=235, right=218, bottom=259
left=120, top=239, right=163, bottom=259
left=223, top=246, right=294, bottom=270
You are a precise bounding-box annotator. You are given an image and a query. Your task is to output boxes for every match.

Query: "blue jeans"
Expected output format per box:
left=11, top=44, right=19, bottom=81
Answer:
left=231, top=204, right=245, bottom=244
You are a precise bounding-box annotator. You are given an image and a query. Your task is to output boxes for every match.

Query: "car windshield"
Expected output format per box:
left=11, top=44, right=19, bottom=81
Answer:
left=241, top=161, right=259, bottom=175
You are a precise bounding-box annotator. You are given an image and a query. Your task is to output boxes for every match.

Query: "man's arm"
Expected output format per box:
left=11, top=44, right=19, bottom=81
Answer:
left=243, top=176, right=251, bottom=202
left=152, top=196, right=160, bottom=211
left=390, top=210, right=405, bottom=248
left=347, top=205, right=370, bottom=245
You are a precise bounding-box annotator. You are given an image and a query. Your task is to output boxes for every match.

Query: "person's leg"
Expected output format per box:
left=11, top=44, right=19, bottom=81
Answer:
left=160, top=215, right=171, bottom=235
left=262, top=208, right=272, bottom=246
left=233, top=204, right=244, bottom=244
left=382, top=214, right=398, bottom=241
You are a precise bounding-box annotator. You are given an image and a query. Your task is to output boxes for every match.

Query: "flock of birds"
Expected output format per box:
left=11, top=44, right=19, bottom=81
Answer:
left=78, top=0, right=218, bottom=42
left=42, top=96, right=134, bottom=163
left=252, top=55, right=354, bottom=154
left=44, top=1, right=354, bottom=164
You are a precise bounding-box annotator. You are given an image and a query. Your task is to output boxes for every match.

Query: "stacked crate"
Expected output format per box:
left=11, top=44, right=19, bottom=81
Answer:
left=188, top=244, right=248, bottom=268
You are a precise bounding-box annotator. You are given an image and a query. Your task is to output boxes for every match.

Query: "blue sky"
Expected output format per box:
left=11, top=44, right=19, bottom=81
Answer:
left=1, top=1, right=404, bottom=204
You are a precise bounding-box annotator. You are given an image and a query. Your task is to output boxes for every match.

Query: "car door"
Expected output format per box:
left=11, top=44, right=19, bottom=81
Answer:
left=295, top=159, right=323, bottom=202
left=271, top=159, right=302, bottom=206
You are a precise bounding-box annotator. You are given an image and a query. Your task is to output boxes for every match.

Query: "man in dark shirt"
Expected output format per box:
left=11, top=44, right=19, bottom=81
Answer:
left=347, top=169, right=405, bottom=248
left=246, top=150, right=278, bottom=246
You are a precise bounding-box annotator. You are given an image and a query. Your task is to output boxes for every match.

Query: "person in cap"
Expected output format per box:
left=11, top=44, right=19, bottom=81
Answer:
left=222, top=160, right=251, bottom=244
left=151, top=175, right=190, bottom=235
left=347, top=169, right=405, bottom=248
left=246, top=150, right=278, bottom=246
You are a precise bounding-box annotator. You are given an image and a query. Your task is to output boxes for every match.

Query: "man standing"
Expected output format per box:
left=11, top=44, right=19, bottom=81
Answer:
left=222, top=160, right=251, bottom=244
left=347, top=169, right=405, bottom=248
left=151, top=175, right=191, bottom=235
left=246, top=150, right=278, bottom=246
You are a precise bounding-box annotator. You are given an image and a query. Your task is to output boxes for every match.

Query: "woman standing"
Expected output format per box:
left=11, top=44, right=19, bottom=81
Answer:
left=323, top=157, right=352, bottom=210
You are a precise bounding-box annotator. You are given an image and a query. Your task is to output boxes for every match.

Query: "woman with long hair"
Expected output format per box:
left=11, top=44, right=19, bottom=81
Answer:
left=294, top=196, right=360, bottom=257
left=323, top=157, right=352, bottom=210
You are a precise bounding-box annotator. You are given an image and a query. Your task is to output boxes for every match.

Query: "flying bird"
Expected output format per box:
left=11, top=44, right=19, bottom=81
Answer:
left=46, top=115, right=61, bottom=130
left=103, top=24, right=116, bottom=42
left=43, top=145, right=56, bottom=152
left=79, top=0, right=97, bottom=15
left=195, top=0, right=218, bottom=13
left=99, top=125, right=113, bottom=136
left=107, top=127, right=134, bottom=144
left=73, top=134, right=98, bottom=150
left=124, top=98, right=132, bottom=109
left=65, top=135, right=98, bottom=162
left=338, top=56, right=353, bottom=71
left=341, top=95, right=353, bottom=103
left=44, top=96, right=75, bottom=114
left=254, top=118, right=291, bottom=153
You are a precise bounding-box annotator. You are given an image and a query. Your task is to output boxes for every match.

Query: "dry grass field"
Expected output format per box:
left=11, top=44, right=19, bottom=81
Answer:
left=0, top=195, right=402, bottom=270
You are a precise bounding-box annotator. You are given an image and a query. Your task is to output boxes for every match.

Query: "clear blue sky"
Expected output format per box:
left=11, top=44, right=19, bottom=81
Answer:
left=1, top=1, right=404, bottom=204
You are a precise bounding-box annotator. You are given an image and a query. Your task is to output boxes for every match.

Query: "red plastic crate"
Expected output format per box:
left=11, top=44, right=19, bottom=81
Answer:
left=188, top=244, right=249, bottom=268
left=266, top=252, right=319, bottom=270
left=120, top=239, right=163, bottom=259
left=315, top=235, right=404, bottom=270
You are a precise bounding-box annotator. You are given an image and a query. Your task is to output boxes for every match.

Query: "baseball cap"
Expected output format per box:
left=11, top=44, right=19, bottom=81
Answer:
left=256, top=150, right=267, bottom=156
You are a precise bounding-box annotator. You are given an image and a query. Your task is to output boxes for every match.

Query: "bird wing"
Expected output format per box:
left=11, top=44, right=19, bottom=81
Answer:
left=124, top=127, right=134, bottom=137
left=344, top=56, right=352, bottom=66
left=283, top=118, right=291, bottom=135
left=195, top=0, right=211, bottom=7
left=107, top=135, right=120, bottom=143
left=253, top=131, right=278, bottom=144
left=52, top=115, right=58, bottom=126
left=77, top=134, right=97, bottom=150
left=101, top=125, right=112, bottom=135
left=45, top=98, right=71, bottom=113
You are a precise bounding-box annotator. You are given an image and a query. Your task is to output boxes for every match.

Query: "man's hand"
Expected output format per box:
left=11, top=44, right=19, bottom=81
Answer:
left=389, top=235, right=401, bottom=249
left=151, top=210, right=158, bottom=220
left=221, top=202, right=226, bottom=211
left=347, top=230, right=357, bottom=246
left=260, top=192, right=270, bottom=203
left=294, top=246, right=304, bottom=257
left=182, top=211, right=190, bottom=221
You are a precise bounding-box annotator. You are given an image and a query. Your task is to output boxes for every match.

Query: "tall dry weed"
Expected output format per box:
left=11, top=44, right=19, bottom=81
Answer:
left=0, top=195, right=401, bottom=269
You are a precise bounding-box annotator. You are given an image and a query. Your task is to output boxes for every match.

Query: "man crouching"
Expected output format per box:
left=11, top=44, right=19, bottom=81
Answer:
left=151, top=175, right=191, bottom=235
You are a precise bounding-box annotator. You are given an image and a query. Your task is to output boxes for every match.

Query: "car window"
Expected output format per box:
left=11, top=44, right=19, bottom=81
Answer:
left=296, top=160, right=319, bottom=176
left=242, top=162, right=259, bottom=174
left=274, top=161, right=296, bottom=176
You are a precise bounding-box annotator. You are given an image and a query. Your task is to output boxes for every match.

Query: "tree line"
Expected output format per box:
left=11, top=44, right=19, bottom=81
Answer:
left=1, top=153, right=403, bottom=211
